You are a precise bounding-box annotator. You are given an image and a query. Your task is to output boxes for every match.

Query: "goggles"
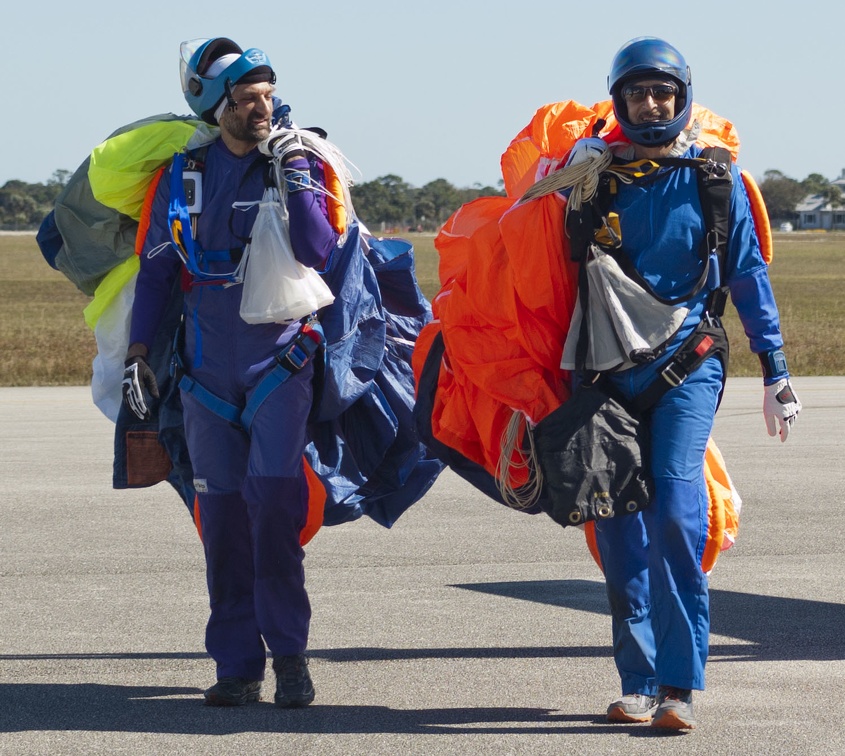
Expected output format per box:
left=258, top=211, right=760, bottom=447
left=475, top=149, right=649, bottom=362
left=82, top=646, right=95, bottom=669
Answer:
left=621, top=83, right=679, bottom=103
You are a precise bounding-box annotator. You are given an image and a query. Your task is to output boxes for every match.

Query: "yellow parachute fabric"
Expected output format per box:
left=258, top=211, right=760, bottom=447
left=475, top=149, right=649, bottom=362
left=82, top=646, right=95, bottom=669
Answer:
left=83, top=255, right=140, bottom=329
left=80, top=117, right=216, bottom=329
left=414, top=100, right=752, bottom=572
left=89, top=117, right=211, bottom=220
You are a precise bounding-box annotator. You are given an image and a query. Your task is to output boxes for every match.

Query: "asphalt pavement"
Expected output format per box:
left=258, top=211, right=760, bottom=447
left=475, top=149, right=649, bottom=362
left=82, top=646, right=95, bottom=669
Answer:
left=1, top=377, right=843, bottom=755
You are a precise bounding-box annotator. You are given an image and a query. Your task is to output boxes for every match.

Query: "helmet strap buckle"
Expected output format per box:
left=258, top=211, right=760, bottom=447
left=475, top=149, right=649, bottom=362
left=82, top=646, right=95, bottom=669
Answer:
left=224, top=79, right=238, bottom=112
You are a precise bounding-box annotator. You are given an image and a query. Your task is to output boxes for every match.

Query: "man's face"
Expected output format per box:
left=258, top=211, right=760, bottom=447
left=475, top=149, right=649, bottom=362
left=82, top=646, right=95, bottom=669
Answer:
left=622, top=78, right=678, bottom=126
left=218, top=81, right=275, bottom=145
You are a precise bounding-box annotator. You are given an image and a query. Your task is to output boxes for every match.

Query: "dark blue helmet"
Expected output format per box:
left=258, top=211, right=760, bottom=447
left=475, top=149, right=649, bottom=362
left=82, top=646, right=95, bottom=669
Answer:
left=608, top=37, right=692, bottom=146
left=180, top=38, right=275, bottom=125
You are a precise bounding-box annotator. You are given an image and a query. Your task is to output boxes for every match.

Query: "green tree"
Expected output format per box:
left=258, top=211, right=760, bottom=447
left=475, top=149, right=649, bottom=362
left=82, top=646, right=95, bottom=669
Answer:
left=801, top=172, right=830, bottom=195
left=758, top=170, right=804, bottom=222
left=48, top=169, right=72, bottom=188
left=352, top=174, right=415, bottom=229
left=416, top=179, right=461, bottom=229
left=0, top=175, right=67, bottom=229
left=0, top=187, right=39, bottom=229
left=795, top=172, right=844, bottom=214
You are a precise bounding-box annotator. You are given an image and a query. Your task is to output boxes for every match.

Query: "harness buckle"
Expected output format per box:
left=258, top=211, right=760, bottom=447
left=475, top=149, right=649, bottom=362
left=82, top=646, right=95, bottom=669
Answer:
left=276, top=343, right=307, bottom=372
left=660, top=362, right=686, bottom=388
left=275, top=324, right=322, bottom=373
left=703, top=158, right=729, bottom=179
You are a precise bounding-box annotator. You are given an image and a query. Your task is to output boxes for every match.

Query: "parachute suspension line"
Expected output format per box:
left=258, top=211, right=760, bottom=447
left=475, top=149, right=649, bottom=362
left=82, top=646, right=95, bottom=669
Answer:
left=520, top=148, right=614, bottom=210
left=519, top=150, right=668, bottom=228
left=266, top=125, right=361, bottom=229
left=495, top=410, right=543, bottom=511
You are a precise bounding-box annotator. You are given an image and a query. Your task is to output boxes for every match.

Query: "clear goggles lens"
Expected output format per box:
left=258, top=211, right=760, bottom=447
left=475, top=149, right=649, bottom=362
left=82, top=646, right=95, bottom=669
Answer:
left=179, top=39, right=210, bottom=92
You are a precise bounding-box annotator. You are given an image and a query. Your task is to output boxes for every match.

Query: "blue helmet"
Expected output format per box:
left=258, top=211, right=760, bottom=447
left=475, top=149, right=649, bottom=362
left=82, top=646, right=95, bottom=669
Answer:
left=180, top=38, right=276, bottom=125
left=607, top=37, right=692, bottom=146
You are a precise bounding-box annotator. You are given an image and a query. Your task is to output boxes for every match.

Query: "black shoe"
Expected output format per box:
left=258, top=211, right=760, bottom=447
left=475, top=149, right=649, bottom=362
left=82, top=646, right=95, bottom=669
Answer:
left=651, top=686, right=696, bottom=730
left=203, top=677, right=262, bottom=706
left=272, top=654, right=315, bottom=708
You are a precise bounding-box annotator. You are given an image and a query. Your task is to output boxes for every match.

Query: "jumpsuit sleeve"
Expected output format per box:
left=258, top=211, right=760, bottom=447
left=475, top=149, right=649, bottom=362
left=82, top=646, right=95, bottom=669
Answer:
left=725, top=165, right=785, bottom=355
left=128, top=169, right=183, bottom=351
left=284, top=156, right=339, bottom=270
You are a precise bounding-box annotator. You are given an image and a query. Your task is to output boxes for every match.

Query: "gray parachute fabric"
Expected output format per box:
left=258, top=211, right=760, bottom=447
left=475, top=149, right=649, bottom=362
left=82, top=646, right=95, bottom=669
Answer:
left=51, top=155, right=138, bottom=296
left=561, top=245, right=688, bottom=372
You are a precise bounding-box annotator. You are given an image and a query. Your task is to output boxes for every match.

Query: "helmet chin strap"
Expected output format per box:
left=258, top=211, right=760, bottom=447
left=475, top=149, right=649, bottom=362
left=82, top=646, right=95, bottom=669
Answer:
left=224, top=79, right=238, bottom=112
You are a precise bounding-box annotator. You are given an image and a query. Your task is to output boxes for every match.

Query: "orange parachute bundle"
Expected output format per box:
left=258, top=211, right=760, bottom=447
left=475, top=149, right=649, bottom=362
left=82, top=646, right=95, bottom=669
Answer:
left=413, top=100, right=767, bottom=572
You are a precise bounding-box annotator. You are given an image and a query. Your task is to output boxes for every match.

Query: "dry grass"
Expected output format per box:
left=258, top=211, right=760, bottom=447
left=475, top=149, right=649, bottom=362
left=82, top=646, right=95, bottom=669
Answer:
left=0, top=234, right=96, bottom=385
left=411, top=231, right=845, bottom=378
left=2, top=231, right=843, bottom=386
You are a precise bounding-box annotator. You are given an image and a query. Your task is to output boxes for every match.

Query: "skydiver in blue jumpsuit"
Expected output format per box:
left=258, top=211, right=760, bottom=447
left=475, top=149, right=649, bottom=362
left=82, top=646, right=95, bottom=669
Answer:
left=566, top=37, right=802, bottom=730
left=121, top=37, right=339, bottom=708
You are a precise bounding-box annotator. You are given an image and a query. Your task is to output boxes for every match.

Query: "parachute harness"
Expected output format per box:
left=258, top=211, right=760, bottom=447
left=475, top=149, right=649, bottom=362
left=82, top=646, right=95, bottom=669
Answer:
left=494, top=146, right=732, bottom=510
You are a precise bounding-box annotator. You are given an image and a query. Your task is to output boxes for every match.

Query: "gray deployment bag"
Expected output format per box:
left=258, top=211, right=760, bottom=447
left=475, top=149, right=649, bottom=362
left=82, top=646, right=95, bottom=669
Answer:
left=534, top=380, right=652, bottom=527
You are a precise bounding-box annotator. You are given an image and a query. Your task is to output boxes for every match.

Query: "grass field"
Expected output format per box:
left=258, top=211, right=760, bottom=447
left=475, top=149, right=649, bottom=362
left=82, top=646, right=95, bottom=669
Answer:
left=2, top=231, right=843, bottom=386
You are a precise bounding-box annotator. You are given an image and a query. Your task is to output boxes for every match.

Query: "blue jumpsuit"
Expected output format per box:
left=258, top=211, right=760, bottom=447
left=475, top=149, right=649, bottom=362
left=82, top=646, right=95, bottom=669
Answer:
left=594, top=144, right=784, bottom=695
left=130, top=139, right=338, bottom=681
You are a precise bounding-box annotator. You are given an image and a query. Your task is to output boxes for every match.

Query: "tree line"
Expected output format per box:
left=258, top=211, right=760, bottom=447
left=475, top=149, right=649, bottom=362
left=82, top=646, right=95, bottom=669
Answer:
left=0, top=168, right=840, bottom=232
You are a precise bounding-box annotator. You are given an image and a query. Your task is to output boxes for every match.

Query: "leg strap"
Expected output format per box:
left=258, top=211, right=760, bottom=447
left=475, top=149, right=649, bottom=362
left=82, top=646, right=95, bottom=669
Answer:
left=632, top=317, right=729, bottom=414
left=177, top=320, right=324, bottom=433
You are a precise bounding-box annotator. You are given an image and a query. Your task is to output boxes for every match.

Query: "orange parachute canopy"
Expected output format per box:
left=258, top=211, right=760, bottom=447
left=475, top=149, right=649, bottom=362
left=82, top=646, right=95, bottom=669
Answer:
left=414, top=100, right=759, bottom=572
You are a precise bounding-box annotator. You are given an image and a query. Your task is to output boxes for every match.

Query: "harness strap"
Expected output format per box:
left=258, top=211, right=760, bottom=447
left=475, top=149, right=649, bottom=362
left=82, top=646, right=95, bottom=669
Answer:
left=176, top=320, right=324, bottom=433
left=201, top=248, right=244, bottom=263
left=631, top=317, right=729, bottom=413
left=179, top=373, right=242, bottom=425
left=239, top=322, right=324, bottom=432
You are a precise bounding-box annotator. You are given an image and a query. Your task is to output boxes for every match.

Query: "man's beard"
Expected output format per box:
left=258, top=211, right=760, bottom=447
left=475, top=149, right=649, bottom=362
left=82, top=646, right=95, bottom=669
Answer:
left=219, top=109, right=271, bottom=143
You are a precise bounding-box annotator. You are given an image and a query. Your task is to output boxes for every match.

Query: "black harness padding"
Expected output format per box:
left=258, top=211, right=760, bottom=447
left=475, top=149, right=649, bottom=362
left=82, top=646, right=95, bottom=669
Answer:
left=566, top=145, right=734, bottom=405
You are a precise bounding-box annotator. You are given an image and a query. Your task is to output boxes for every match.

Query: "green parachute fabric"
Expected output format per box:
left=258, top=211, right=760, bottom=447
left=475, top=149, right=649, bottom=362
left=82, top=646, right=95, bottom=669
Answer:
left=48, top=114, right=216, bottom=296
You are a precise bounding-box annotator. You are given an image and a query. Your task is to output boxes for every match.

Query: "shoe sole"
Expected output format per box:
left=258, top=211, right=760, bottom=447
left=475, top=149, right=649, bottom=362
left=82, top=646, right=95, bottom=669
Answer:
left=203, top=693, right=261, bottom=707
left=607, top=707, right=654, bottom=723
left=651, top=709, right=696, bottom=730
left=274, top=693, right=315, bottom=709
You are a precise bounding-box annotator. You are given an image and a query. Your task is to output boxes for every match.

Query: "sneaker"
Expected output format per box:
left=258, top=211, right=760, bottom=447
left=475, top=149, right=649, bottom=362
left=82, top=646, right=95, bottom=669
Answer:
left=606, top=693, right=658, bottom=723
left=651, top=686, right=696, bottom=730
left=273, top=654, right=315, bottom=708
left=203, top=677, right=262, bottom=706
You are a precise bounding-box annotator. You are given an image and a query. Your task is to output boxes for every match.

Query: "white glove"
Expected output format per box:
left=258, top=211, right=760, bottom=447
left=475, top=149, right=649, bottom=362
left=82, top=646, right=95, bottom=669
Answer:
left=122, top=357, right=159, bottom=421
left=564, top=137, right=608, bottom=168
left=763, top=378, right=801, bottom=442
left=259, top=128, right=306, bottom=162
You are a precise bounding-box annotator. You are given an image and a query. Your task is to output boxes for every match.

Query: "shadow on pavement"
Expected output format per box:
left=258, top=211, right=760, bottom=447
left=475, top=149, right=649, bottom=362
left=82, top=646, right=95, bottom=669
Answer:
left=2, top=578, right=842, bottom=736
left=0, top=685, right=635, bottom=736
left=453, top=578, right=845, bottom=661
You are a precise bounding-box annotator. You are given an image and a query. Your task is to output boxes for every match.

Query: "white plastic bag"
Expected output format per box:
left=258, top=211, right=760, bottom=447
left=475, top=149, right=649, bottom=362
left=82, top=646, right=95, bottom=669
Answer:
left=239, top=188, right=335, bottom=324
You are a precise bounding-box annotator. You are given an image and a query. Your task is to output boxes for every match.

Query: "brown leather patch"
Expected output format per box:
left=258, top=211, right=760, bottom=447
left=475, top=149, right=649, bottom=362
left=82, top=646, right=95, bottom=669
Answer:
left=125, top=431, right=172, bottom=486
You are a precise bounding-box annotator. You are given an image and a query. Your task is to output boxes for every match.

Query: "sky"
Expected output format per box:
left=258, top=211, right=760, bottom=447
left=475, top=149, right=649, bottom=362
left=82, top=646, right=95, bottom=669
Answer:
left=3, top=1, right=843, bottom=190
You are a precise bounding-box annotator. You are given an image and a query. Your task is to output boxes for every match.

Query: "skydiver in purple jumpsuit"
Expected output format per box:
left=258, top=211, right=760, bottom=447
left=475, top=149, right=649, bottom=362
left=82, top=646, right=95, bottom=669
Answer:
left=121, top=37, right=338, bottom=708
left=565, top=38, right=802, bottom=730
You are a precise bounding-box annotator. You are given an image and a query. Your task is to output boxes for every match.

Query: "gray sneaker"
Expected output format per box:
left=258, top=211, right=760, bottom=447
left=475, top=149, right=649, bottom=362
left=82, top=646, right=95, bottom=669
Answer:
left=651, top=686, right=696, bottom=730
left=606, top=693, right=658, bottom=723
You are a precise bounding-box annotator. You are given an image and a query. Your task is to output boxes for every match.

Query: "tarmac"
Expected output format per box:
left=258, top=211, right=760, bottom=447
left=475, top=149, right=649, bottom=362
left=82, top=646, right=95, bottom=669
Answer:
left=1, top=377, right=843, bottom=755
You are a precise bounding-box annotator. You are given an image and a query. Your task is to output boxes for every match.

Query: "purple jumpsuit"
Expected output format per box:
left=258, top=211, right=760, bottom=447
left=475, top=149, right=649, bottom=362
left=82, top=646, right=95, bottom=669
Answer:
left=130, top=139, right=338, bottom=680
